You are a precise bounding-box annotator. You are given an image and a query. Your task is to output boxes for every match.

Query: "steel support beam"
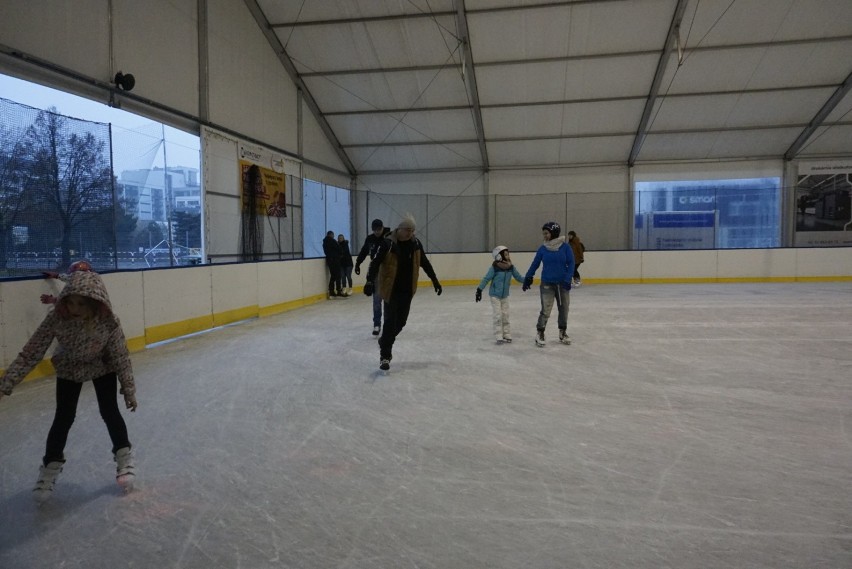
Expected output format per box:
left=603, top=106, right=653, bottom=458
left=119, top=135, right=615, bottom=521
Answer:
left=628, top=0, right=689, bottom=167
left=242, top=0, right=356, bottom=176
left=455, top=1, right=489, bottom=170
left=784, top=69, right=852, bottom=160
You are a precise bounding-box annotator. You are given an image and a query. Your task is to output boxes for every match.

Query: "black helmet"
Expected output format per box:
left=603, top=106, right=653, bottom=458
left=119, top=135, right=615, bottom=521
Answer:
left=542, top=221, right=561, bottom=239
left=371, top=218, right=384, bottom=230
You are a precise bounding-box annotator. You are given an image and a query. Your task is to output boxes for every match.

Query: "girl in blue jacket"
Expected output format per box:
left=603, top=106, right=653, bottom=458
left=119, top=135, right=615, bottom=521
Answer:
left=522, top=222, right=575, bottom=347
left=476, top=246, right=524, bottom=343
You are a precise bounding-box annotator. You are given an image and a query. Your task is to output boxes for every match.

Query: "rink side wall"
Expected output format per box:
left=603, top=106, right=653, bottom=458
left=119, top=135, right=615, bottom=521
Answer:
left=1, top=248, right=850, bottom=383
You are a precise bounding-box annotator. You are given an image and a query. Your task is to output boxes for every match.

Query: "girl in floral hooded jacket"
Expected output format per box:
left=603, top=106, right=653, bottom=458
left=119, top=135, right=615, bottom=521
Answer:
left=0, top=270, right=138, bottom=501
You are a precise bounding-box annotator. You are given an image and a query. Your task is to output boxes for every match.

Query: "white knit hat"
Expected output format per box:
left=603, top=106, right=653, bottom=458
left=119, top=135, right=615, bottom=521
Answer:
left=397, top=215, right=416, bottom=231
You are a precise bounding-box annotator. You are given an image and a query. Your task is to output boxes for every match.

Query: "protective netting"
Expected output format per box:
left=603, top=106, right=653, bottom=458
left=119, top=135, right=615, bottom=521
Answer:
left=0, top=97, right=115, bottom=276
left=1, top=97, right=203, bottom=276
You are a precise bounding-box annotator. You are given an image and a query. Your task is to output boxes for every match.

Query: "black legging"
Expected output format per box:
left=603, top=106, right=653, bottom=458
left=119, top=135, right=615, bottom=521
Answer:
left=44, top=373, right=130, bottom=465
left=378, top=293, right=413, bottom=360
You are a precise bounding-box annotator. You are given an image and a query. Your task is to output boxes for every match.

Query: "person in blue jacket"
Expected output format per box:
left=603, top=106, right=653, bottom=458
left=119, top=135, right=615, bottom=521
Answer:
left=476, top=246, right=524, bottom=344
left=522, top=221, right=575, bottom=347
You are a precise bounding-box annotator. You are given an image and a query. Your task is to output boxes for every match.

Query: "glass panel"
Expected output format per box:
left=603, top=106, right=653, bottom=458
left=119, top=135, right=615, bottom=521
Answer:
left=634, top=178, right=781, bottom=250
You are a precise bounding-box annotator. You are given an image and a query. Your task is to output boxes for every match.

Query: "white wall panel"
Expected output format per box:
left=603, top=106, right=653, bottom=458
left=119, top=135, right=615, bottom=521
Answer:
left=359, top=171, right=486, bottom=196
left=102, top=271, right=146, bottom=341
left=142, top=267, right=213, bottom=330
left=489, top=166, right=627, bottom=195
left=641, top=250, right=718, bottom=280
left=632, top=160, right=783, bottom=182
left=112, top=0, right=199, bottom=117
left=211, top=263, right=258, bottom=319
left=584, top=251, right=643, bottom=280
left=0, top=280, right=57, bottom=370
left=717, top=249, right=797, bottom=279
left=0, top=0, right=109, bottom=82
left=257, top=260, right=305, bottom=307
left=207, top=0, right=298, bottom=151
left=796, top=247, right=852, bottom=277
left=302, top=100, right=350, bottom=185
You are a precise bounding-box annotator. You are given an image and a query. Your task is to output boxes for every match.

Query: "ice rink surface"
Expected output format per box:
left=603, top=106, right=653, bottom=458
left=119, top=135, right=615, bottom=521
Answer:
left=1, top=282, right=851, bottom=568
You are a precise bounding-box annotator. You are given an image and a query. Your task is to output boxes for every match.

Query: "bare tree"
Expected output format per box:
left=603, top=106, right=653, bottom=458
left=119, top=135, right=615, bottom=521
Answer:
left=21, top=108, right=113, bottom=266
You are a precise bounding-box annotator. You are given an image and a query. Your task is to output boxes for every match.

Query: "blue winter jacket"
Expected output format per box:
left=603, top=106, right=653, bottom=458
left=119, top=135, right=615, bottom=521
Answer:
left=524, top=238, right=575, bottom=286
left=478, top=263, right=524, bottom=299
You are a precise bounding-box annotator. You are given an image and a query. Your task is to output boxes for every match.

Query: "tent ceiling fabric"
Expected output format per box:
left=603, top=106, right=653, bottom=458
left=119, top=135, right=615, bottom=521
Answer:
left=251, top=0, right=852, bottom=175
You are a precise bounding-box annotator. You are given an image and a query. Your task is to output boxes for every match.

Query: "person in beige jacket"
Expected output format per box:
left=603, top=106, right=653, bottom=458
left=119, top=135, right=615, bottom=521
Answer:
left=0, top=269, right=138, bottom=501
left=364, top=215, right=442, bottom=371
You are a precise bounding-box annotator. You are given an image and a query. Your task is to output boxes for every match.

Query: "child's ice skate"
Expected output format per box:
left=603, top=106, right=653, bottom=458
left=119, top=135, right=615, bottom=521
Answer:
left=559, top=329, right=571, bottom=345
left=33, top=461, right=64, bottom=503
left=114, top=447, right=136, bottom=492
left=535, top=330, right=546, bottom=347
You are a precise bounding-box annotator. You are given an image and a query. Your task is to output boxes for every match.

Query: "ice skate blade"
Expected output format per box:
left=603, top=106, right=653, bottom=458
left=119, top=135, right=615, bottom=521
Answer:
left=117, top=474, right=135, bottom=492
left=32, top=489, right=52, bottom=504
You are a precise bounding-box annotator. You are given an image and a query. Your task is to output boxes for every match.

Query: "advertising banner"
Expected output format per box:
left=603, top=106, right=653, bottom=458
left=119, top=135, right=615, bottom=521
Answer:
left=239, top=159, right=287, bottom=218
left=795, top=161, right=852, bottom=247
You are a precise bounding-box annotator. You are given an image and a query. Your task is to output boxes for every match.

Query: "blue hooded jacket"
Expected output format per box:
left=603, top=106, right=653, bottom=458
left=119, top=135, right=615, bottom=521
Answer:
left=478, top=262, right=524, bottom=299
left=524, top=237, right=575, bottom=286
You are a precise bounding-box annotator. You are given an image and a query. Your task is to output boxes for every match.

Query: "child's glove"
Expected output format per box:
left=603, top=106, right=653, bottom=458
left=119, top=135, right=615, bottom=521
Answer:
left=432, top=279, right=443, bottom=296
left=363, top=281, right=374, bottom=296
left=522, top=276, right=533, bottom=291
left=40, top=294, right=57, bottom=305
left=354, top=264, right=361, bottom=275
left=124, top=393, right=137, bottom=412
left=475, top=288, right=482, bottom=302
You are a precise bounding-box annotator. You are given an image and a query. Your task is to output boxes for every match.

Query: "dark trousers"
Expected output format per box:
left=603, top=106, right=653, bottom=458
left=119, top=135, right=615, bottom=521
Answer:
left=340, top=265, right=353, bottom=288
left=44, top=373, right=130, bottom=465
left=573, top=260, right=583, bottom=280
left=378, top=294, right=413, bottom=359
left=326, top=260, right=342, bottom=294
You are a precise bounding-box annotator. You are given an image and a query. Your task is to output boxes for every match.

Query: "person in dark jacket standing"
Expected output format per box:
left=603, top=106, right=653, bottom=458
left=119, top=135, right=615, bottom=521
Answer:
left=364, top=215, right=442, bottom=371
left=322, top=231, right=343, bottom=298
left=567, top=230, right=585, bottom=286
left=337, top=233, right=354, bottom=296
left=522, top=221, right=575, bottom=347
left=355, top=219, right=391, bottom=335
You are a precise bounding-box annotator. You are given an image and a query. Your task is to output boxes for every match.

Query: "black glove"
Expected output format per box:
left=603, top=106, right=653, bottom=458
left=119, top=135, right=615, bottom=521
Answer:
left=475, top=288, right=482, bottom=302
left=354, top=265, right=361, bottom=275
left=522, top=276, right=533, bottom=291
left=561, top=280, right=572, bottom=291
left=363, top=281, right=374, bottom=296
left=433, top=280, right=443, bottom=296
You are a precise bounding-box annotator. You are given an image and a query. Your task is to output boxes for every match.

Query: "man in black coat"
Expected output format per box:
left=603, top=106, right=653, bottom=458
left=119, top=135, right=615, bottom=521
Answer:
left=322, top=231, right=343, bottom=298
left=355, top=219, right=390, bottom=334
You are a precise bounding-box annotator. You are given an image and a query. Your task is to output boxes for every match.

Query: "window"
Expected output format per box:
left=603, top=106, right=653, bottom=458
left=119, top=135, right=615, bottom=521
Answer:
left=634, top=178, right=781, bottom=249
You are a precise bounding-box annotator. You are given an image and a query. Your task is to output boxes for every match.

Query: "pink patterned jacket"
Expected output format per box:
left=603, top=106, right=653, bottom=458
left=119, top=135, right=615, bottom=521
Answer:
left=0, top=271, right=135, bottom=397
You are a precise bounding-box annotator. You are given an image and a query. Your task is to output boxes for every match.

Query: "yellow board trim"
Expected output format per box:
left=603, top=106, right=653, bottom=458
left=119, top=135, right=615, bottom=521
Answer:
left=145, top=314, right=214, bottom=345
left=213, top=305, right=258, bottom=328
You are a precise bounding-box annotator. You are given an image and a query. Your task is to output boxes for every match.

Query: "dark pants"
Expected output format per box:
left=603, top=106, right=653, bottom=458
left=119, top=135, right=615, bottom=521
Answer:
left=44, top=373, right=130, bottom=465
left=340, top=265, right=353, bottom=288
left=573, top=260, right=583, bottom=280
left=378, top=294, right=413, bottom=360
left=326, top=260, right=342, bottom=294
left=372, top=291, right=383, bottom=327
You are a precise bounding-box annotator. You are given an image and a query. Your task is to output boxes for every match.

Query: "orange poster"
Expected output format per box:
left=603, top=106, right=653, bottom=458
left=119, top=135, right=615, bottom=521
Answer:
left=240, top=160, right=286, bottom=217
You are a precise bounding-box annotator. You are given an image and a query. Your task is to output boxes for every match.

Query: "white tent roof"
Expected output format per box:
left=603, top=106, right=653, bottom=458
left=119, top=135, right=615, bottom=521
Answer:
left=249, top=0, right=852, bottom=175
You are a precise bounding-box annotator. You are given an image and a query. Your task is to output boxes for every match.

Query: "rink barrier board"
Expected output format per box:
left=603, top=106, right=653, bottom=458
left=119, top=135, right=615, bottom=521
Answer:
left=2, top=248, right=850, bottom=385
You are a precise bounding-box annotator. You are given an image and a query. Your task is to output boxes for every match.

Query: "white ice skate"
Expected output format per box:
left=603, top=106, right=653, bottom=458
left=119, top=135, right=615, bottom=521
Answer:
left=114, top=447, right=136, bottom=492
left=559, top=330, right=571, bottom=345
left=535, top=330, right=546, bottom=347
left=33, top=461, right=64, bottom=503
